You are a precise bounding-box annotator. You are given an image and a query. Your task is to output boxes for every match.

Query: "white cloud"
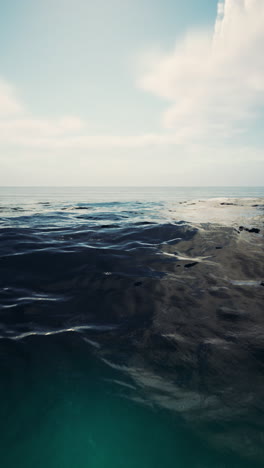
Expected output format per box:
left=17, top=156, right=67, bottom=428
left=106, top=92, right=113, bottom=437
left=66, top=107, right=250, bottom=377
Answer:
left=1, top=1, right=264, bottom=151
left=0, top=0, right=263, bottom=185
left=0, top=79, right=24, bottom=116
left=138, top=0, right=264, bottom=139
left=0, top=77, right=184, bottom=149
left=0, top=73, right=180, bottom=149
left=0, top=78, right=87, bottom=144
left=0, top=116, right=85, bottom=141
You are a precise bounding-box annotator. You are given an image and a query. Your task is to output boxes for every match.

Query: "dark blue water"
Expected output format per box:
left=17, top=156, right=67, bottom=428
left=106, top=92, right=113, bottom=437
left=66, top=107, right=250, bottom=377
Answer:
left=0, top=187, right=264, bottom=467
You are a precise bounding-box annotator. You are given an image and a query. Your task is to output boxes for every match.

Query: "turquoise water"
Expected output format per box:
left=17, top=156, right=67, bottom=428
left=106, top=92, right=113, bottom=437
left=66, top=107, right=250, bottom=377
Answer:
left=0, top=187, right=264, bottom=467
left=1, top=335, right=260, bottom=468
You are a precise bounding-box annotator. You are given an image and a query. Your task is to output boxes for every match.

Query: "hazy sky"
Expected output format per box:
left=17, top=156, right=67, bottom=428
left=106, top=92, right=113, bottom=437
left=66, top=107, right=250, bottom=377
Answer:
left=0, top=0, right=263, bottom=186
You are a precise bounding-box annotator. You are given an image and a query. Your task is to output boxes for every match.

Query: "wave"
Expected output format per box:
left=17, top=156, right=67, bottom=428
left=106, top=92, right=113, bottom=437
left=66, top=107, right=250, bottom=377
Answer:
left=0, top=196, right=263, bottom=464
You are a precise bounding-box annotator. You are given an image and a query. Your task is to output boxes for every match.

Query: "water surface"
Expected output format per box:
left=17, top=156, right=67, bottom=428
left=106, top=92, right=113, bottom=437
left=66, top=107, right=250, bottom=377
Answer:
left=0, top=187, right=264, bottom=467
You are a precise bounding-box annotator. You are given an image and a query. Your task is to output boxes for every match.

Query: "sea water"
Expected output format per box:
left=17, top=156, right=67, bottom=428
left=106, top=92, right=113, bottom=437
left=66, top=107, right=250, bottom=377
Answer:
left=0, top=186, right=264, bottom=468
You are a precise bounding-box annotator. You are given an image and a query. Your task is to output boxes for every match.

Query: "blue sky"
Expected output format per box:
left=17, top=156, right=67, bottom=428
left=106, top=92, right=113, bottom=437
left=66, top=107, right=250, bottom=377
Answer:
left=0, top=0, right=263, bottom=185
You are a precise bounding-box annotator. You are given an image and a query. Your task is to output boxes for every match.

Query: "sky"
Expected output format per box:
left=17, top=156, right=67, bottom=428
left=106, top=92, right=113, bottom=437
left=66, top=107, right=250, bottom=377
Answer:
left=0, top=0, right=263, bottom=186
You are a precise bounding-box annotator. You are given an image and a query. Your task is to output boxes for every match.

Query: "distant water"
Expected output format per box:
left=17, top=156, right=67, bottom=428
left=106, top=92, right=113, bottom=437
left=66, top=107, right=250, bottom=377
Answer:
left=1, top=185, right=264, bottom=203
left=0, top=187, right=264, bottom=468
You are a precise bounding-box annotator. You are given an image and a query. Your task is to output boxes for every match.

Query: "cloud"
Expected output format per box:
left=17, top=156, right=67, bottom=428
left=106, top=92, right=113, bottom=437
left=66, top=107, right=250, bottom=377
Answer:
left=138, top=0, right=264, bottom=139
left=0, top=0, right=263, bottom=186
left=0, top=72, right=177, bottom=149
left=0, top=76, right=184, bottom=149
left=1, top=1, right=263, bottom=152
left=0, top=78, right=88, bottom=144
left=0, top=79, right=24, bottom=116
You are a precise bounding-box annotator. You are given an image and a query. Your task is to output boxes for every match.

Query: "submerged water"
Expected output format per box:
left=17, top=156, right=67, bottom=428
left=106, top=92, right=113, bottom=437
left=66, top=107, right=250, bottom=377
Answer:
left=0, top=187, right=264, bottom=468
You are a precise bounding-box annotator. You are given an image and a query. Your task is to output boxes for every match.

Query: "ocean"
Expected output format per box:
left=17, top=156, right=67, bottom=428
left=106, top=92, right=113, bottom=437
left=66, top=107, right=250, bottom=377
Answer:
left=0, top=186, right=264, bottom=468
